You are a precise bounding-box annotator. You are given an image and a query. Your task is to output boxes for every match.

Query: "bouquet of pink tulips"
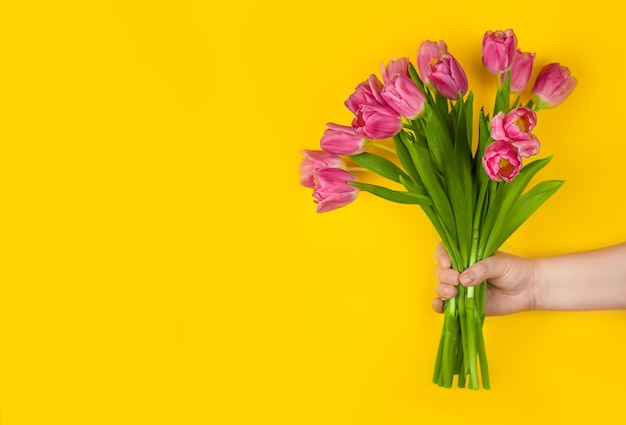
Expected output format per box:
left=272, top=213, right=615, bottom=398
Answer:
left=299, top=29, right=576, bottom=389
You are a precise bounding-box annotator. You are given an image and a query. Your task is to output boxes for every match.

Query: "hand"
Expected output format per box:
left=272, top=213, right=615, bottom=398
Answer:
left=432, top=243, right=538, bottom=316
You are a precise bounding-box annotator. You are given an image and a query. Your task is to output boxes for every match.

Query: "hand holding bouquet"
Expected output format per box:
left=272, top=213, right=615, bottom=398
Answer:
left=299, top=29, right=576, bottom=389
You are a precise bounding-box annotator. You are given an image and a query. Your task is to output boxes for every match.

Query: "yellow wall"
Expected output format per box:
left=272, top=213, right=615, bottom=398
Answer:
left=1, top=0, right=625, bottom=423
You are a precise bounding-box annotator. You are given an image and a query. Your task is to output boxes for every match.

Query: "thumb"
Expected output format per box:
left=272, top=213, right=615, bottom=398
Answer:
left=459, top=255, right=507, bottom=287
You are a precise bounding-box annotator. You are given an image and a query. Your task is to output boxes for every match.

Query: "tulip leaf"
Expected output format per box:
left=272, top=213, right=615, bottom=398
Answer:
left=453, top=91, right=473, bottom=150
left=494, top=72, right=511, bottom=114
left=349, top=152, right=410, bottom=184
left=408, top=63, right=426, bottom=93
left=424, top=104, right=453, bottom=176
left=434, top=92, right=452, bottom=127
left=480, top=156, right=553, bottom=255
left=475, top=110, right=492, bottom=166
left=399, top=174, right=427, bottom=197
left=393, top=132, right=423, bottom=190
left=490, top=180, right=565, bottom=249
left=350, top=181, right=432, bottom=206
left=404, top=139, right=457, bottom=247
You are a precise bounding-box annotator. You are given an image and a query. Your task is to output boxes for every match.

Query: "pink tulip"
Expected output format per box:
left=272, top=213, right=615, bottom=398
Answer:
left=313, top=168, right=359, bottom=213
left=381, top=74, right=426, bottom=119
left=491, top=107, right=537, bottom=141
left=352, top=103, right=403, bottom=139
left=500, top=50, right=535, bottom=93
left=532, top=63, right=577, bottom=109
left=509, top=133, right=540, bottom=158
left=491, top=108, right=540, bottom=158
left=417, top=40, right=448, bottom=85
left=380, top=57, right=410, bottom=84
left=482, top=140, right=523, bottom=182
left=344, top=75, right=386, bottom=115
left=482, top=29, right=517, bottom=75
left=320, top=123, right=370, bottom=155
left=428, top=53, right=468, bottom=100
left=299, top=150, right=346, bottom=188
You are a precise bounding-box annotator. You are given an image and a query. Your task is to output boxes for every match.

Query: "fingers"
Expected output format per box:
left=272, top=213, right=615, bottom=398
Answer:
left=434, top=242, right=459, bottom=285
left=433, top=242, right=459, bottom=314
left=435, top=242, right=451, bottom=269
left=432, top=297, right=444, bottom=313
left=436, top=282, right=457, bottom=299
left=459, top=255, right=506, bottom=287
left=431, top=283, right=457, bottom=313
left=436, top=266, right=460, bottom=286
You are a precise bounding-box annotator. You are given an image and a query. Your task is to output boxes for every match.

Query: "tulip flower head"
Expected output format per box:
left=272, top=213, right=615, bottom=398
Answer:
left=312, top=168, right=359, bottom=213
left=508, top=133, right=540, bottom=158
left=344, top=76, right=384, bottom=115
left=491, top=107, right=537, bottom=141
left=482, top=29, right=517, bottom=75
left=532, top=63, right=577, bottom=109
left=501, top=49, right=535, bottom=93
left=428, top=53, right=469, bottom=100
left=490, top=109, right=541, bottom=158
left=381, top=74, right=426, bottom=119
left=482, top=140, right=523, bottom=182
left=417, top=40, right=448, bottom=85
left=299, top=150, right=346, bottom=188
left=320, top=123, right=370, bottom=155
left=352, top=103, right=403, bottom=140
left=380, top=57, right=410, bottom=84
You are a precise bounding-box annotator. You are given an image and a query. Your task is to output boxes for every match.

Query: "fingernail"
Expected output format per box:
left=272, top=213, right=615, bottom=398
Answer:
left=460, top=273, right=474, bottom=286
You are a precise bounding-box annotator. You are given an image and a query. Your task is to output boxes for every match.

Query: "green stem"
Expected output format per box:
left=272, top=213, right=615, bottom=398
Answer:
left=442, top=297, right=457, bottom=387
left=457, top=284, right=469, bottom=383
left=433, top=317, right=446, bottom=385
left=476, top=307, right=490, bottom=389
left=466, top=287, right=479, bottom=389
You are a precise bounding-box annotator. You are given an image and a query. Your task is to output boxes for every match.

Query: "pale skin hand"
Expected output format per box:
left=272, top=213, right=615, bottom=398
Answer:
left=432, top=242, right=626, bottom=315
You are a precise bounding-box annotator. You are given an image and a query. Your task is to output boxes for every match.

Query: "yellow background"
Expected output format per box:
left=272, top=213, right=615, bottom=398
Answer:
left=0, top=0, right=625, bottom=423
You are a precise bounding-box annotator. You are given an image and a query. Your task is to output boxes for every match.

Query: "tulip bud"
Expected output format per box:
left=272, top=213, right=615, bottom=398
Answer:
left=299, top=150, right=346, bottom=188
left=501, top=50, right=535, bottom=93
left=417, top=40, right=448, bottom=85
left=428, top=53, right=468, bottom=100
left=482, top=29, right=517, bottom=75
left=320, top=123, right=370, bottom=155
left=380, top=57, right=410, bottom=84
left=531, top=63, right=577, bottom=109
left=381, top=74, right=426, bottom=119
left=482, top=140, right=523, bottom=182
left=313, top=168, right=359, bottom=213
left=352, top=103, right=403, bottom=140
left=344, top=75, right=386, bottom=115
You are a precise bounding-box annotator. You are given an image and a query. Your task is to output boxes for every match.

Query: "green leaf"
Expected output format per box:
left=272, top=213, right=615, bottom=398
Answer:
left=350, top=181, right=432, bottom=206
left=408, top=63, right=426, bottom=93
left=479, top=156, right=554, bottom=255
left=462, top=92, right=474, bottom=150
left=398, top=174, right=422, bottom=195
left=472, top=110, right=493, bottom=193
left=494, top=72, right=511, bottom=114
left=393, top=133, right=422, bottom=189
left=491, top=180, right=565, bottom=249
left=404, top=140, right=457, bottom=247
left=434, top=91, right=451, bottom=125
left=349, top=152, right=409, bottom=184
left=424, top=104, right=453, bottom=175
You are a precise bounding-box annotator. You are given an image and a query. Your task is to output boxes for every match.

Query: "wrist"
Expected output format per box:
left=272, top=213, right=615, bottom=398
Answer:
left=528, top=257, right=547, bottom=311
